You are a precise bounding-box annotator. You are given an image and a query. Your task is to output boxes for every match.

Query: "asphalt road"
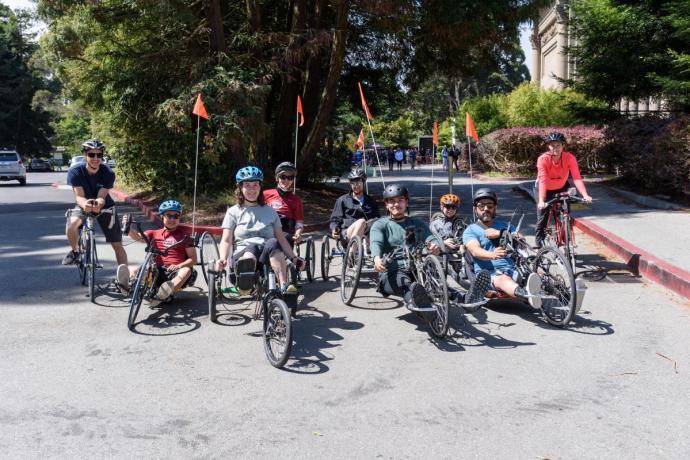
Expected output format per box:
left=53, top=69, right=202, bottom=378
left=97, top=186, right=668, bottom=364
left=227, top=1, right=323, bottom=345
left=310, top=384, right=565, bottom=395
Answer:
left=1, top=169, right=689, bottom=459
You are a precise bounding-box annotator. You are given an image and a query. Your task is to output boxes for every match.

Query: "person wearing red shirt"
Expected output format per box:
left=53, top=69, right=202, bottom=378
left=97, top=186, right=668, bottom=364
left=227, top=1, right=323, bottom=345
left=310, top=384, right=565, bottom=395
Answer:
left=119, top=199, right=197, bottom=305
left=535, top=132, right=593, bottom=247
left=263, top=162, right=305, bottom=243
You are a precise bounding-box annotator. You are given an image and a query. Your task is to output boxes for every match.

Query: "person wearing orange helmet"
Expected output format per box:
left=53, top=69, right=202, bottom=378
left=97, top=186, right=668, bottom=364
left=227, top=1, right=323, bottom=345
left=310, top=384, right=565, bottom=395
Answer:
left=429, top=193, right=466, bottom=252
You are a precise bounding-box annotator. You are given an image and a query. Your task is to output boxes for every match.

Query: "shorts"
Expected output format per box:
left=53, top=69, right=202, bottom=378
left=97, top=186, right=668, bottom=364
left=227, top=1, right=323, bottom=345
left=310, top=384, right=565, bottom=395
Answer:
left=66, top=206, right=122, bottom=243
left=153, top=265, right=196, bottom=290
left=234, top=238, right=284, bottom=265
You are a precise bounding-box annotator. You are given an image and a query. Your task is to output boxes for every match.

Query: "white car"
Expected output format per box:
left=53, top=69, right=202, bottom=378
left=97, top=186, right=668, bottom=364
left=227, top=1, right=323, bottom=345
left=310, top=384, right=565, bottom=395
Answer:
left=69, top=155, right=86, bottom=168
left=0, top=150, right=27, bottom=185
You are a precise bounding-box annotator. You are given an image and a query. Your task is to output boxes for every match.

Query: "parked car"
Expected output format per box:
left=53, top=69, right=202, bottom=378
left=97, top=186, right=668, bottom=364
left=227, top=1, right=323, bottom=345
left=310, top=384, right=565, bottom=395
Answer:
left=105, top=157, right=117, bottom=168
left=0, top=150, right=27, bottom=185
left=29, top=158, right=53, bottom=172
left=69, top=155, right=86, bottom=168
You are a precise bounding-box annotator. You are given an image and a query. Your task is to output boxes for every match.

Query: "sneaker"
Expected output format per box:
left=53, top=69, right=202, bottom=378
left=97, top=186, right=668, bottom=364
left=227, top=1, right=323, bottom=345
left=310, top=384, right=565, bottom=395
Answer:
left=283, top=284, right=298, bottom=295
left=62, top=250, right=80, bottom=266
left=525, top=273, right=542, bottom=309
left=150, top=280, right=175, bottom=307
left=409, top=282, right=432, bottom=309
left=116, top=264, right=130, bottom=292
left=465, top=270, right=490, bottom=304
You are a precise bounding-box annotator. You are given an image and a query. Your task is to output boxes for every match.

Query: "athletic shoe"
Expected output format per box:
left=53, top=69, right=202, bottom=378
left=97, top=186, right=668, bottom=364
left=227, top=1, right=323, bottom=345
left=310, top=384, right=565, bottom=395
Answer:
left=283, top=284, right=298, bottom=295
left=465, top=270, right=490, bottom=304
left=150, top=280, right=175, bottom=307
left=116, top=264, right=130, bottom=293
left=62, top=250, right=80, bottom=265
left=525, top=272, right=542, bottom=309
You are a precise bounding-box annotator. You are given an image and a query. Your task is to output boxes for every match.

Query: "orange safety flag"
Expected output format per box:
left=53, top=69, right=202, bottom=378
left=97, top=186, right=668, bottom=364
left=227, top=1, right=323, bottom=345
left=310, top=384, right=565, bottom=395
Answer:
left=192, top=94, right=209, bottom=120
left=433, top=121, right=438, bottom=146
left=296, top=95, right=305, bottom=127
left=357, top=128, right=365, bottom=150
left=466, top=112, right=479, bottom=142
left=358, top=82, right=373, bottom=120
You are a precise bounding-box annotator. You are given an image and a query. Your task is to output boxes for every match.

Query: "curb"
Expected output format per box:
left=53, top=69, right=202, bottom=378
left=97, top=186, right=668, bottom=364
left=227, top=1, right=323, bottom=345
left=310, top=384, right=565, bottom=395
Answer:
left=516, top=182, right=690, bottom=300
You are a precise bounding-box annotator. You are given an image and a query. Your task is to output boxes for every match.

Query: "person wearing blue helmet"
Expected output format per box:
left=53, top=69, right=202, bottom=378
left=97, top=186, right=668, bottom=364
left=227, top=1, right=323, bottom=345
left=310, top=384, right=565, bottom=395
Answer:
left=217, top=166, right=304, bottom=295
left=118, top=199, right=197, bottom=305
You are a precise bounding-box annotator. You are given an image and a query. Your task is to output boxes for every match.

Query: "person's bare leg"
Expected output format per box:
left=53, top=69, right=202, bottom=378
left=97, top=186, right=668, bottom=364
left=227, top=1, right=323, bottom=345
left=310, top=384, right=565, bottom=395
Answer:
left=66, top=217, right=82, bottom=251
left=492, top=274, right=519, bottom=297
left=111, top=242, right=128, bottom=265
left=270, top=252, right=288, bottom=285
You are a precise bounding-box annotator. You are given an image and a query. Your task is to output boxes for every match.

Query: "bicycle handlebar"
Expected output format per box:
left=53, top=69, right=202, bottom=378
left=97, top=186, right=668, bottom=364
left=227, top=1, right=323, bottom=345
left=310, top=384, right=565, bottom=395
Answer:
left=544, top=192, right=587, bottom=207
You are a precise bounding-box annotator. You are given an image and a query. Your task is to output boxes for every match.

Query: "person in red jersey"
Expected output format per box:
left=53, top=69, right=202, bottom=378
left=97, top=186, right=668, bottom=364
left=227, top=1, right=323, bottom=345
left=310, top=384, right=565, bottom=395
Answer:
left=263, top=162, right=305, bottom=244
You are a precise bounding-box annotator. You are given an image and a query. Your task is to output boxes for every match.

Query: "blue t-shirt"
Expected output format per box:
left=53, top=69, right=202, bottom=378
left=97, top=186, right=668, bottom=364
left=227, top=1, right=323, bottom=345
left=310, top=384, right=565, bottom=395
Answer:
left=67, top=164, right=116, bottom=208
left=462, top=221, right=516, bottom=273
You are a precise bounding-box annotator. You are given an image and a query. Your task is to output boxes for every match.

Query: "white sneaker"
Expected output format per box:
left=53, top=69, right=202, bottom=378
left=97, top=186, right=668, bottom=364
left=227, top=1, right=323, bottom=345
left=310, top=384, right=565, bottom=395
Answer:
left=116, top=264, right=130, bottom=292
left=526, top=273, right=542, bottom=309
left=150, top=280, right=175, bottom=306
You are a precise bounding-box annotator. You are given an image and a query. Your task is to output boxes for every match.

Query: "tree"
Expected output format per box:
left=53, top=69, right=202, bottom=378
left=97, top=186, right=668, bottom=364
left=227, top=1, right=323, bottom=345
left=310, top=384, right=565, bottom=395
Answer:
left=569, top=0, right=690, bottom=111
left=0, top=4, right=53, bottom=156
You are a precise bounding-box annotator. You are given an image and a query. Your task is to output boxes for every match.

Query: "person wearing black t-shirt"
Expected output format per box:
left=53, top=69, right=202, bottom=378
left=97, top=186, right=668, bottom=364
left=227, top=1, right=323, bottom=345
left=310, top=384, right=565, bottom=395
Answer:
left=61, top=139, right=130, bottom=275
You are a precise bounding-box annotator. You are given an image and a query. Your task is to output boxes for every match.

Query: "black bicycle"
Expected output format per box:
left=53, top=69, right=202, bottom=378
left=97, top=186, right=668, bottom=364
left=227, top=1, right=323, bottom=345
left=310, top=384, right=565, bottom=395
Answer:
left=75, top=207, right=115, bottom=303
left=544, top=188, right=588, bottom=273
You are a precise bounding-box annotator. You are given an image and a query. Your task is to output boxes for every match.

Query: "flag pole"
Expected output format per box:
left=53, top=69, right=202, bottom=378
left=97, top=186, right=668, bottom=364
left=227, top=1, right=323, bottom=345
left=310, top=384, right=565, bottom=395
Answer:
left=429, top=144, right=435, bottom=221
left=468, top=136, right=475, bottom=221
left=294, top=110, right=299, bottom=193
left=364, top=118, right=386, bottom=190
left=191, top=114, right=201, bottom=236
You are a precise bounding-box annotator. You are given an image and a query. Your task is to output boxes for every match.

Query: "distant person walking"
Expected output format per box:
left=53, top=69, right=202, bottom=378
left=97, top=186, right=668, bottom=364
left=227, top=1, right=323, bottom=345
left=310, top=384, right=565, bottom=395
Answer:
left=409, top=148, right=417, bottom=170
left=394, top=148, right=404, bottom=171
left=387, top=149, right=395, bottom=171
left=441, top=146, right=448, bottom=171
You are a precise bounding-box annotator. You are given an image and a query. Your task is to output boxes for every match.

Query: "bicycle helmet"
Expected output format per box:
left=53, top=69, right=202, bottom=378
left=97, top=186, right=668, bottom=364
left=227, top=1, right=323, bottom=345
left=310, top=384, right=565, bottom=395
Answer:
left=383, top=183, right=409, bottom=200
left=158, top=199, right=183, bottom=214
left=472, top=188, right=497, bottom=205
left=440, top=193, right=460, bottom=206
left=545, top=132, right=566, bottom=143
left=81, top=139, right=105, bottom=153
left=275, top=161, right=297, bottom=177
left=347, top=168, right=367, bottom=181
left=235, top=166, right=264, bottom=184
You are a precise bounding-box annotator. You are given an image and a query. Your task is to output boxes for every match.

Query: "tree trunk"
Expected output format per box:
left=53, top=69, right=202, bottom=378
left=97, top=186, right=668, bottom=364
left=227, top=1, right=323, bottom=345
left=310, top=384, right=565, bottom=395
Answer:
left=246, top=0, right=261, bottom=32
left=301, top=0, right=327, bottom=148
left=206, top=0, right=225, bottom=53
left=298, top=0, right=349, bottom=184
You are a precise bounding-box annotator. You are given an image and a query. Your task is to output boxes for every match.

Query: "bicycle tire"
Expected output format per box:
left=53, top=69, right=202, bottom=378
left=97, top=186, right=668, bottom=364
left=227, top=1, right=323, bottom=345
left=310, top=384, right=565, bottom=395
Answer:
left=78, top=231, right=87, bottom=286
left=305, top=238, right=315, bottom=282
left=563, top=216, right=577, bottom=273
left=422, top=254, right=450, bottom=338
left=533, top=246, right=577, bottom=327
left=340, top=235, right=363, bottom=305
left=128, top=256, right=150, bottom=331
left=88, top=233, right=97, bottom=303
left=199, top=231, right=219, bottom=286
left=320, top=235, right=331, bottom=281
left=262, top=296, right=292, bottom=368
left=208, top=271, right=217, bottom=323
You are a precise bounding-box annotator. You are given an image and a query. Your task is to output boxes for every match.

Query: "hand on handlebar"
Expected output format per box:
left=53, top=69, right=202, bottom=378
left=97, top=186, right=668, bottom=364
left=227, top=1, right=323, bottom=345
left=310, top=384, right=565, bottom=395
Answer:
left=493, top=247, right=507, bottom=260
left=582, top=194, right=593, bottom=204
left=374, top=256, right=388, bottom=273
left=537, top=200, right=546, bottom=210
left=426, top=242, right=441, bottom=256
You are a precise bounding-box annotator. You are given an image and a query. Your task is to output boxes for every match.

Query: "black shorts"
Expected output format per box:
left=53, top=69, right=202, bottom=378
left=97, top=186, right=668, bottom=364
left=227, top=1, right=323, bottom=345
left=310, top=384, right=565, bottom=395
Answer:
left=234, top=238, right=284, bottom=265
left=66, top=206, right=122, bottom=243
left=153, top=265, right=196, bottom=289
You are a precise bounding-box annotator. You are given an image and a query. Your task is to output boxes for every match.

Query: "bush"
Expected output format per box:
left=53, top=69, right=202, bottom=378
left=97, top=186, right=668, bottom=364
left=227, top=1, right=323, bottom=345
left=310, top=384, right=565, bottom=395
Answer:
left=477, top=126, right=610, bottom=175
left=458, top=94, right=507, bottom=137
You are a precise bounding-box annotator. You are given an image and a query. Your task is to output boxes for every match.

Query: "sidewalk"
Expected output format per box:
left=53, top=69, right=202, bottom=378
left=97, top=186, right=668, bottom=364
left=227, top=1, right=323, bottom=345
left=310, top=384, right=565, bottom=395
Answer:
left=518, top=179, right=690, bottom=300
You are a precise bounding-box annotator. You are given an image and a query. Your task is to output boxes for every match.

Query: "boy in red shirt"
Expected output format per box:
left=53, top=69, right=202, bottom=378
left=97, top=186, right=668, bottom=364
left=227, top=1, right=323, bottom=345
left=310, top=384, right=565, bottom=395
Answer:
left=535, top=132, right=593, bottom=247
left=119, top=199, right=197, bottom=305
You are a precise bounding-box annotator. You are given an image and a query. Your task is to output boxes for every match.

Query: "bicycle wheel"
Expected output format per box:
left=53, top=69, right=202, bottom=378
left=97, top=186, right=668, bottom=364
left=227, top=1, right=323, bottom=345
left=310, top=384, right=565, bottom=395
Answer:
left=128, top=256, right=151, bottom=331
left=199, top=231, right=219, bottom=286
left=320, top=235, right=331, bottom=281
left=533, top=246, right=577, bottom=327
left=208, top=271, right=217, bottom=323
left=563, top=216, right=577, bottom=273
left=422, top=254, right=450, bottom=338
left=340, top=235, right=363, bottom=305
left=78, top=231, right=87, bottom=286
left=262, top=296, right=292, bottom=368
left=305, top=238, right=315, bottom=282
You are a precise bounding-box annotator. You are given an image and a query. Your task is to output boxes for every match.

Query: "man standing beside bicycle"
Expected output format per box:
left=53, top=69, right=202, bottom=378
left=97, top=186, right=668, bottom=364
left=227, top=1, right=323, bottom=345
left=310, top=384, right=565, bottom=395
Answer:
left=535, top=132, right=593, bottom=248
left=61, top=139, right=130, bottom=277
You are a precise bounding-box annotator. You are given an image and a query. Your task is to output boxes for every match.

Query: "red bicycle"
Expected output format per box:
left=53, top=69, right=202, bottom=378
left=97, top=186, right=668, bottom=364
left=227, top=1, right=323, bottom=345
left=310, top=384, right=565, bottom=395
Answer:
left=544, top=188, right=588, bottom=272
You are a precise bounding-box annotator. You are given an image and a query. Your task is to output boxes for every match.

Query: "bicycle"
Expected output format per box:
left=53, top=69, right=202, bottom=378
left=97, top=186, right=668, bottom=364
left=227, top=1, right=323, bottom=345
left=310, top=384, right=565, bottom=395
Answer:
left=206, top=257, right=293, bottom=368
left=74, top=207, right=115, bottom=303
left=127, top=221, right=193, bottom=331
left=543, top=188, right=588, bottom=272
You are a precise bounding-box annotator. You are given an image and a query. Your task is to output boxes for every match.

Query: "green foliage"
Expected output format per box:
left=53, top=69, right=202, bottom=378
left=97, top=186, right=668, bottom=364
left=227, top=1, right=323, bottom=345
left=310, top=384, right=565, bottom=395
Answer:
left=458, top=94, right=507, bottom=137
left=50, top=105, right=90, bottom=157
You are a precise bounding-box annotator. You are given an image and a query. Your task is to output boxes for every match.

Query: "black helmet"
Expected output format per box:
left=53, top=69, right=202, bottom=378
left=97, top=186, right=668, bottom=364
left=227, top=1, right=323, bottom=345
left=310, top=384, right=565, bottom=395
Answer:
left=275, top=161, right=297, bottom=177
left=383, top=183, right=409, bottom=199
left=545, top=132, right=566, bottom=143
left=348, top=168, right=367, bottom=181
left=81, top=139, right=105, bottom=153
left=473, top=188, right=497, bottom=205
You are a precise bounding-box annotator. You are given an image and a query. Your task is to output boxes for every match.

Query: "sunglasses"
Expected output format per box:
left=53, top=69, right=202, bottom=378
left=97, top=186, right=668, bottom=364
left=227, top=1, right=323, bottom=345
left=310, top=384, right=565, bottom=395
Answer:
left=443, top=204, right=457, bottom=209
left=278, top=175, right=295, bottom=181
left=163, top=213, right=180, bottom=219
left=86, top=152, right=104, bottom=158
left=349, top=180, right=364, bottom=185
left=475, top=203, right=495, bottom=210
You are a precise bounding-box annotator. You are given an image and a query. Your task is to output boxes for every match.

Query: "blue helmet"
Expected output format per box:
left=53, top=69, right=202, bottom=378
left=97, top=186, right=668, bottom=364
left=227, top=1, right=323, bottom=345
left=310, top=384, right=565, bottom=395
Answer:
left=235, top=165, right=264, bottom=184
left=159, top=199, right=183, bottom=214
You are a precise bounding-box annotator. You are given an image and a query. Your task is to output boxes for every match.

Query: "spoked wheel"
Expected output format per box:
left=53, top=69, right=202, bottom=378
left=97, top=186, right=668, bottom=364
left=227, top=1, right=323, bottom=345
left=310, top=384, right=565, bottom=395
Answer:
left=533, top=246, right=577, bottom=327
left=199, top=231, right=219, bottom=286
left=305, top=238, right=315, bottom=282
left=340, top=235, right=363, bottom=305
left=77, top=231, right=87, bottom=286
left=563, top=218, right=577, bottom=274
left=320, top=235, right=331, bottom=281
left=128, top=260, right=150, bottom=331
left=208, top=271, right=218, bottom=322
left=422, top=254, right=450, bottom=338
left=262, top=296, right=292, bottom=368
left=87, top=236, right=96, bottom=303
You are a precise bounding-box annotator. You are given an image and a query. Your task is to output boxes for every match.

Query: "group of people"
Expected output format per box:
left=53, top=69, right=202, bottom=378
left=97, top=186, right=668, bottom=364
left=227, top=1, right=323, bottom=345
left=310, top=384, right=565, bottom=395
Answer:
left=61, top=131, right=592, bottom=312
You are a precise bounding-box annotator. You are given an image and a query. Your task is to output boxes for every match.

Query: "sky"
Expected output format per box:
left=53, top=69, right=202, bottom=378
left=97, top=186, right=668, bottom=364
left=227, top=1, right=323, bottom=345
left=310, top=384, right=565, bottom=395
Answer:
left=3, top=0, right=535, bottom=77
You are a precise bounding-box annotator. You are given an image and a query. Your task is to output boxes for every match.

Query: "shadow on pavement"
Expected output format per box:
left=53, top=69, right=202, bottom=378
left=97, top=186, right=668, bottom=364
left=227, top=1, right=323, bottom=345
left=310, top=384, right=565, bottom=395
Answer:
left=130, top=294, right=206, bottom=336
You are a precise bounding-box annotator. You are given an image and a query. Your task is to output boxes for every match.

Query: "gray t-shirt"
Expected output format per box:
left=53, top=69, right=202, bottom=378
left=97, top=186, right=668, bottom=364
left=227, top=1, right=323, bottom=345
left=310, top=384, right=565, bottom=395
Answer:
left=221, top=204, right=282, bottom=255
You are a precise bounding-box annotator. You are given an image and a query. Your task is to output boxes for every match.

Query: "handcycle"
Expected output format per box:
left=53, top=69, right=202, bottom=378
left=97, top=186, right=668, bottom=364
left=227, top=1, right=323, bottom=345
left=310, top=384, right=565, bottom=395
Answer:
left=126, top=221, right=196, bottom=331
left=543, top=187, right=588, bottom=273
left=376, top=228, right=450, bottom=338
left=205, top=255, right=293, bottom=369
left=72, top=206, right=115, bottom=303
left=465, top=214, right=579, bottom=327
